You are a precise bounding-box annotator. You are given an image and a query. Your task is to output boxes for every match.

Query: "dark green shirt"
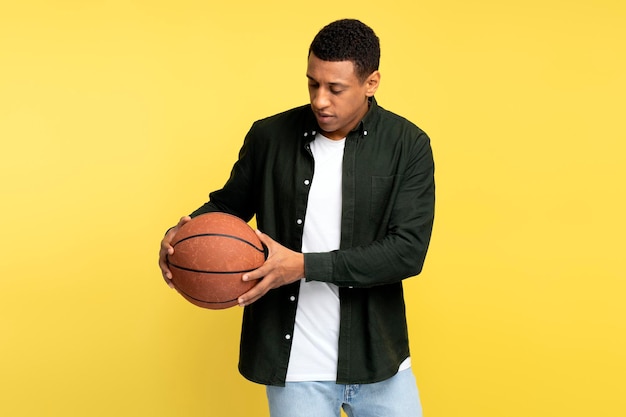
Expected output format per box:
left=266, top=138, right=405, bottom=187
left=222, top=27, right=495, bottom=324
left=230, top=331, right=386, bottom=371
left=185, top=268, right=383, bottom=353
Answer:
left=191, top=98, right=435, bottom=386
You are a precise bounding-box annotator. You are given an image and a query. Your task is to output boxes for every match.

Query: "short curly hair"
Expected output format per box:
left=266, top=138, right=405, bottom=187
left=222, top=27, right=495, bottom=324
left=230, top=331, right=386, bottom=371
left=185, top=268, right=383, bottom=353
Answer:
left=309, top=19, right=380, bottom=82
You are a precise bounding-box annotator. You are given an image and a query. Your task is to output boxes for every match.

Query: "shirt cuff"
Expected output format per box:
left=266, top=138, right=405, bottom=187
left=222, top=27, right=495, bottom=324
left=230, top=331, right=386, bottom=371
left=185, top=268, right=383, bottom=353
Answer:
left=303, top=252, right=334, bottom=283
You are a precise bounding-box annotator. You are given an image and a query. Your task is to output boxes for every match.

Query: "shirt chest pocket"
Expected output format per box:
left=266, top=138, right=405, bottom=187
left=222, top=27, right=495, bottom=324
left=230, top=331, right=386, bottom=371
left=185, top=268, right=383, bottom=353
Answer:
left=370, top=175, right=398, bottom=222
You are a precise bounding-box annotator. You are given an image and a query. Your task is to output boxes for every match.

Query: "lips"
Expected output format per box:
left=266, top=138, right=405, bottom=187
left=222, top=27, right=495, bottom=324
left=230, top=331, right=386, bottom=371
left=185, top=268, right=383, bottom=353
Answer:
left=315, top=113, right=334, bottom=124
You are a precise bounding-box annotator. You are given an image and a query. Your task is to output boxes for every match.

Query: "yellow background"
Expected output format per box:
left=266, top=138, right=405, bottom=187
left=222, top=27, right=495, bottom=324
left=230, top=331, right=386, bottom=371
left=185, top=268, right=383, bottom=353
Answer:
left=1, top=0, right=624, bottom=416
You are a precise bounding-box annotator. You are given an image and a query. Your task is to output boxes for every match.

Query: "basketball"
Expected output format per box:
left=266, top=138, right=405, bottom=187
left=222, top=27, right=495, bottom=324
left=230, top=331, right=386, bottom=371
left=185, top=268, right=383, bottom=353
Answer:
left=167, top=212, right=266, bottom=309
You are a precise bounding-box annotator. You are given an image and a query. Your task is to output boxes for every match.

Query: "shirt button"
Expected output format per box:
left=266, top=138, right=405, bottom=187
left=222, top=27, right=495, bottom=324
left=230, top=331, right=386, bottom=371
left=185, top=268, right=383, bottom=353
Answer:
left=285, top=334, right=291, bottom=340
left=289, top=296, right=296, bottom=302
left=296, top=219, right=303, bottom=225
left=364, top=130, right=368, bottom=136
left=312, top=130, right=316, bottom=135
left=304, top=179, right=310, bottom=186
left=303, top=132, right=308, bottom=137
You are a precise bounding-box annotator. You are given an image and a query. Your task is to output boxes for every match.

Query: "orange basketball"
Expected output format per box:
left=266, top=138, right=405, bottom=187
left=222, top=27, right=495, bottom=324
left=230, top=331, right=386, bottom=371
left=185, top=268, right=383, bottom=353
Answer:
left=167, top=212, right=265, bottom=309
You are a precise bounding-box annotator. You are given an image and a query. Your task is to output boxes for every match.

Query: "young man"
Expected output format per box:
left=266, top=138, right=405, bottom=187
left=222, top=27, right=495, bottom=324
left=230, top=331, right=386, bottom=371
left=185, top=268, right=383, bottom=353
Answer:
left=159, top=19, right=435, bottom=417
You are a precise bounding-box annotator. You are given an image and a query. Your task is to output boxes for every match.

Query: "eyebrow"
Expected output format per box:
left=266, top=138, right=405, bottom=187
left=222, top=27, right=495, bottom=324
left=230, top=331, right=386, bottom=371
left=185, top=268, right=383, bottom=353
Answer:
left=306, top=74, right=349, bottom=88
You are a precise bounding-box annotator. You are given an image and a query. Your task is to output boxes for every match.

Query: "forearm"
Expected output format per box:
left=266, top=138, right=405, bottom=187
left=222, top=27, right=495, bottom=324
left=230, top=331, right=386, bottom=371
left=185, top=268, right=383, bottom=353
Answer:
left=304, top=221, right=433, bottom=287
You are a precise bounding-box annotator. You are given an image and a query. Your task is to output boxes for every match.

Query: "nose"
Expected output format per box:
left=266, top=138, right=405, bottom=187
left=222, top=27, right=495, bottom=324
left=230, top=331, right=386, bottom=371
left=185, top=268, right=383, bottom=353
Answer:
left=311, top=88, right=330, bottom=110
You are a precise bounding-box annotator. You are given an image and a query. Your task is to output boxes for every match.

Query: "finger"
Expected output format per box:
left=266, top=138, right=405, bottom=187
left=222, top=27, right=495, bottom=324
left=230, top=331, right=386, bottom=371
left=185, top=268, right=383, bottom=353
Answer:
left=254, top=229, right=277, bottom=250
left=163, top=276, right=175, bottom=289
left=159, top=254, right=173, bottom=279
left=158, top=244, right=175, bottom=282
left=158, top=217, right=189, bottom=289
left=161, top=229, right=176, bottom=253
left=162, top=219, right=185, bottom=245
left=160, top=263, right=174, bottom=286
left=238, top=278, right=270, bottom=307
left=161, top=263, right=173, bottom=280
left=177, top=215, right=191, bottom=227
left=160, top=241, right=174, bottom=255
left=242, top=263, right=268, bottom=282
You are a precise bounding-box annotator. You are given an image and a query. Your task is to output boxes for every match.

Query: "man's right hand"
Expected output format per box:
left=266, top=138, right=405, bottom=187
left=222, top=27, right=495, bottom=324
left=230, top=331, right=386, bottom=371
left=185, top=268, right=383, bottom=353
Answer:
left=158, top=216, right=191, bottom=288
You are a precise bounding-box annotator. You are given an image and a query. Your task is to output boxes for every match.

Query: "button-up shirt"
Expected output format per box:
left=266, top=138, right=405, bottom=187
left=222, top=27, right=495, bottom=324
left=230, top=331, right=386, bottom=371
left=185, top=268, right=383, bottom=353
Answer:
left=190, top=97, right=435, bottom=386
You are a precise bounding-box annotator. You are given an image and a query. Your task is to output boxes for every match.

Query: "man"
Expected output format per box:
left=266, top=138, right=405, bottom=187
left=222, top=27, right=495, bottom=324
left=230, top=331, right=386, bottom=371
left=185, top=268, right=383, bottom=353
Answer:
left=159, top=19, right=435, bottom=417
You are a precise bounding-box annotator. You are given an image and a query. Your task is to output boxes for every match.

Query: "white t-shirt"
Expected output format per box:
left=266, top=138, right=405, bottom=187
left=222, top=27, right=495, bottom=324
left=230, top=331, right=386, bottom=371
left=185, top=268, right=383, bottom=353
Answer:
left=286, top=133, right=344, bottom=381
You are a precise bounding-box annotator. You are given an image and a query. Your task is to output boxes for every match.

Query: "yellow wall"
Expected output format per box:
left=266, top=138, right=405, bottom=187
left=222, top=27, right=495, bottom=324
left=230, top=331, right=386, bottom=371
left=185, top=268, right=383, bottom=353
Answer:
left=1, top=1, right=624, bottom=416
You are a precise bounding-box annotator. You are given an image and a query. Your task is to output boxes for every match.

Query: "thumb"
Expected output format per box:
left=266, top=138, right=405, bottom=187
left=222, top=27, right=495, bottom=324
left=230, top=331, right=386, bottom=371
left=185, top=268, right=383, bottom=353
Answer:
left=255, top=229, right=274, bottom=259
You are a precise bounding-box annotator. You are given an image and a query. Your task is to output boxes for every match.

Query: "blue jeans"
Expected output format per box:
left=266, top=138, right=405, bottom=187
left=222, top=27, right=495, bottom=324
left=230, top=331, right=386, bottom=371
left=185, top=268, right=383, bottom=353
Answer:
left=266, top=368, right=423, bottom=417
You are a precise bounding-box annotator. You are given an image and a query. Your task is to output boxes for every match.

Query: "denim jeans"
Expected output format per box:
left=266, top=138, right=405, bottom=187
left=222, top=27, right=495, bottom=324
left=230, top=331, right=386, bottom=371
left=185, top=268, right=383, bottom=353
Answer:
left=266, top=368, right=423, bottom=417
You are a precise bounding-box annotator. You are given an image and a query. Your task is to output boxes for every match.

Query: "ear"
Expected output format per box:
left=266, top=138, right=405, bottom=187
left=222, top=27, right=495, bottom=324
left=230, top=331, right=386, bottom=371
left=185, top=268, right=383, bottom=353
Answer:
left=364, top=70, right=381, bottom=97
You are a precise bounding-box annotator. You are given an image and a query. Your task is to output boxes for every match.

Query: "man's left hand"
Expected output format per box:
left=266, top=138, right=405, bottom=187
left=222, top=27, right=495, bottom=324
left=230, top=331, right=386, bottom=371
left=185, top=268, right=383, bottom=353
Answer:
left=237, top=230, right=305, bottom=307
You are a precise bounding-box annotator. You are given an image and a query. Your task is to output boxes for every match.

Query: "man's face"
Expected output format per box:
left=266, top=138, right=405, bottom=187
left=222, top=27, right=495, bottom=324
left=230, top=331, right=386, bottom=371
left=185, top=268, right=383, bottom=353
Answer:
left=306, top=53, right=379, bottom=140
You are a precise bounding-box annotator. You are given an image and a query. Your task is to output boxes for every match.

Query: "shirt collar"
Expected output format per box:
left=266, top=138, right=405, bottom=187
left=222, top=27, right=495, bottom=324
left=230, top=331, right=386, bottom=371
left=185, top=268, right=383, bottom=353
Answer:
left=303, top=96, right=379, bottom=141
